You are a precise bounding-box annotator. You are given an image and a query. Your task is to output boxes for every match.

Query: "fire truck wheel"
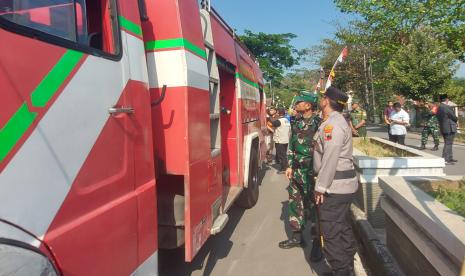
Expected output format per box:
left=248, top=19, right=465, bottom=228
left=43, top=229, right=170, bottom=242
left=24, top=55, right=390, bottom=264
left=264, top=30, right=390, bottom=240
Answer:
left=236, top=146, right=259, bottom=209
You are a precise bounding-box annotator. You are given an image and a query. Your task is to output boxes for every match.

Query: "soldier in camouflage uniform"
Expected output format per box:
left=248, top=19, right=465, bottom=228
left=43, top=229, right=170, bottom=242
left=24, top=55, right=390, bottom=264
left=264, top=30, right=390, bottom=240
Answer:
left=349, top=98, right=367, bottom=137
left=420, top=101, right=440, bottom=151
left=279, top=91, right=323, bottom=262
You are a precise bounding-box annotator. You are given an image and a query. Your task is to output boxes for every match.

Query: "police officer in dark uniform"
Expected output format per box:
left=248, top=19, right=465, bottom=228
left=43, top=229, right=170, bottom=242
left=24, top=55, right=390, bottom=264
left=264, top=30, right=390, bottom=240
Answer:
left=314, top=87, right=358, bottom=276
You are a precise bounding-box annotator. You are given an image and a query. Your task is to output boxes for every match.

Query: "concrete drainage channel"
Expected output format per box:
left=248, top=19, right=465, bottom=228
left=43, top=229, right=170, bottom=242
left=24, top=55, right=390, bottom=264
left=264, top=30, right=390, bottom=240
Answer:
left=351, top=205, right=404, bottom=276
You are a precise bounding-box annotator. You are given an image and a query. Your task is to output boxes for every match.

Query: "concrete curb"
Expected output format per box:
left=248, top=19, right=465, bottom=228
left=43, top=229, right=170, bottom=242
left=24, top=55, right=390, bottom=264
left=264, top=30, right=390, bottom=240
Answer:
left=351, top=205, right=404, bottom=276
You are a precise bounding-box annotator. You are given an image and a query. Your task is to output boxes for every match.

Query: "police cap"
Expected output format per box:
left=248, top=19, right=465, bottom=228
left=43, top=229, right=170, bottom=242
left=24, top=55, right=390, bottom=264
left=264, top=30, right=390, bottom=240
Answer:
left=325, top=86, right=348, bottom=106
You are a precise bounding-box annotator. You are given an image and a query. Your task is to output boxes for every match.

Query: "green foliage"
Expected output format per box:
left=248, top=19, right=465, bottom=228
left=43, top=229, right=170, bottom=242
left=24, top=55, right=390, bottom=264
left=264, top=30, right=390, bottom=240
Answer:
left=444, top=78, right=465, bottom=105
left=430, top=183, right=465, bottom=218
left=387, top=29, right=457, bottom=100
left=334, top=0, right=465, bottom=61
left=239, top=30, right=302, bottom=82
left=264, top=68, right=320, bottom=107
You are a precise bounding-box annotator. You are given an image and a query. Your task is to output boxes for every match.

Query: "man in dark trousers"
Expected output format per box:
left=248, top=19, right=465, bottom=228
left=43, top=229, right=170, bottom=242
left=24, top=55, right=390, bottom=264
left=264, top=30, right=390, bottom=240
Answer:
left=271, top=108, right=291, bottom=172
left=437, top=94, right=458, bottom=165
left=314, top=87, right=358, bottom=276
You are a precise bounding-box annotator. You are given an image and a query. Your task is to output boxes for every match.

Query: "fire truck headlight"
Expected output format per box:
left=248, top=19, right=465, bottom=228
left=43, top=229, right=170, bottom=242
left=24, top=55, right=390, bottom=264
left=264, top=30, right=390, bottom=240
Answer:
left=0, top=239, right=58, bottom=276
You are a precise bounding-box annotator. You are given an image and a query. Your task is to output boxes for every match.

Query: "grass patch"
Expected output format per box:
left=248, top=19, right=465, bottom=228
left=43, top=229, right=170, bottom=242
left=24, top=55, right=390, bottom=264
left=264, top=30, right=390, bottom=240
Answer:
left=456, top=132, right=465, bottom=143
left=353, top=138, right=414, bottom=157
left=429, top=178, right=465, bottom=218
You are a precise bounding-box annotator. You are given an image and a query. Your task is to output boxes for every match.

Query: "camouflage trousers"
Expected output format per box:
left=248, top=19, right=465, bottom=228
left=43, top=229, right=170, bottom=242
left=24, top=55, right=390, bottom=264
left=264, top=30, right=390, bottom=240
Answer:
left=288, top=168, right=315, bottom=232
left=357, top=127, right=367, bottom=137
left=421, top=125, right=440, bottom=146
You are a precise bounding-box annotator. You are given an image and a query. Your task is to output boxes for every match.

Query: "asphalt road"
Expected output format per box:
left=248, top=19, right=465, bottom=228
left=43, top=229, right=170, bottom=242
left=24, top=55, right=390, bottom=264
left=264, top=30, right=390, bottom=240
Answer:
left=367, top=125, right=465, bottom=175
left=159, top=166, right=337, bottom=276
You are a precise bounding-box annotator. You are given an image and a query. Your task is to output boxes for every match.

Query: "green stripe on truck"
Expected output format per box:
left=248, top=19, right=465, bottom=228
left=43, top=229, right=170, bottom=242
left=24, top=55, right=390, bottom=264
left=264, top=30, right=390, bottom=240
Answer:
left=31, top=50, right=84, bottom=108
left=0, top=104, right=37, bottom=162
left=119, top=16, right=143, bottom=36
left=145, top=38, right=208, bottom=59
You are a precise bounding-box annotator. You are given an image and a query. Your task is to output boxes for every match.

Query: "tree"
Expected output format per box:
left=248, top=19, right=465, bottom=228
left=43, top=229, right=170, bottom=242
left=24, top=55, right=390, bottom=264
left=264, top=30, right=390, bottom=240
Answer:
left=387, top=30, right=458, bottom=100
left=444, top=78, right=465, bottom=105
left=239, top=30, right=302, bottom=83
left=334, top=0, right=465, bottom=60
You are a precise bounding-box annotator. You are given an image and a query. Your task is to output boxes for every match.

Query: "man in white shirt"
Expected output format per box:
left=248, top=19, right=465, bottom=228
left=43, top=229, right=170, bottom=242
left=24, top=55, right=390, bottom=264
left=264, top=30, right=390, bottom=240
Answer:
left=272, top=108, right=291, bottom=172
left=388, top=102, right=410, bottom=145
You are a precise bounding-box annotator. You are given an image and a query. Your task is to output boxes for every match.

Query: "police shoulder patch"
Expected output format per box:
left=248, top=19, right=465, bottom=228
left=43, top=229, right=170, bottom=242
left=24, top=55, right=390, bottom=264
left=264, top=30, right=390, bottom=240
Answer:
left=324, top=124, right=333, bottom=141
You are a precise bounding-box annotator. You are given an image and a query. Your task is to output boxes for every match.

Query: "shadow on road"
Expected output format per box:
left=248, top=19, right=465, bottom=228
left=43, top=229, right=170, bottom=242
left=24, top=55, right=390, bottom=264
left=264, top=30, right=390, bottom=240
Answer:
left=159, top=206, right=246, bottom=276
left=159, top=165, right=271, bottom=276
left=280, top=200, right=332, bottom=275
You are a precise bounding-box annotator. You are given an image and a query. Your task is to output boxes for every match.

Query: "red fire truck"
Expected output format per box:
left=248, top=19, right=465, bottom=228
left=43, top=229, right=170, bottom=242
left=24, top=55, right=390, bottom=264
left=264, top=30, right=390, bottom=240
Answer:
left=0, top=0, right=267, bottom=274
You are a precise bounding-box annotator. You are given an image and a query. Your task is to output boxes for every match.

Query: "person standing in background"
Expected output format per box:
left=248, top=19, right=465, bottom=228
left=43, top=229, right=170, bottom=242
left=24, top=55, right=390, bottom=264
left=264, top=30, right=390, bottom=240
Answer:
left=266, top=107, right=278, bottom=164
left=437, top=94, right=458, bottom=165
left=389, top=102, right=410, bottom=145
left=272, top=108, right=291, bottom=173
left=349, top=99, right=367, bottom=137
left=384, top=101, right=394, bottom=141
left=420, top=101, right=440, bottom=151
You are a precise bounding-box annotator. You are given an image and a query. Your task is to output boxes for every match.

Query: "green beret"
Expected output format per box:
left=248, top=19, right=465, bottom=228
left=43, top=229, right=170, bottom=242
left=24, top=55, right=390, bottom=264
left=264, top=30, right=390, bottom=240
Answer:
left=294, top=90, right=318, bottom=104
left=352, top=98, right=360, bottom=104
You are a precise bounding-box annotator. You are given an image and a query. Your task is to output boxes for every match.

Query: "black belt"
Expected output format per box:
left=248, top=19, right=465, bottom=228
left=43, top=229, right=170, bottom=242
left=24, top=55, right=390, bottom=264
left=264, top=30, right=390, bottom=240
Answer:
left=334, top=170, right=356, bottom=180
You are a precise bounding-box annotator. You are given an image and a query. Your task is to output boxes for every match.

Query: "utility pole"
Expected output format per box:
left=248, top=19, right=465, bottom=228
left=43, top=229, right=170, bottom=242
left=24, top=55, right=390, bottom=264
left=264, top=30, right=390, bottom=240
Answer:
left=363, top=52, right=371, bottom=120
left=368, top=53, right=377, bottom=123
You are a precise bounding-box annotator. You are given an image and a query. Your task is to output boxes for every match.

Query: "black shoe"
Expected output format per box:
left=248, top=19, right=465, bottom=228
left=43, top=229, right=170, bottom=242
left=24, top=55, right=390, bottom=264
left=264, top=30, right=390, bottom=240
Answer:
left=450, top=159, right=458, bottom=163
left=446, top=161, right=456, bottom=165
left=432, top=145, right=439, bottom=151
left=333, top=267, right=355, bottom=276
left=310, top=238, right=323, bottom=262
left=279, top=232, right=304, bottom=249
left=419, top=144, right=426, bottom=150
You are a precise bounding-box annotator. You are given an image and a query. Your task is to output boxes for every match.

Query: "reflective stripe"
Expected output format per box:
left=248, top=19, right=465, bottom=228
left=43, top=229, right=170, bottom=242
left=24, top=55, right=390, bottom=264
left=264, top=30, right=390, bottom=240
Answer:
left=119, top=16, right=142, bottom=36
left=146, top=49, right=209, bottom=90
left=124, top=31, right=149, bottom=83
left=145, top=38, right=207, bottom=60
left=0, top=104, right=37, bottom=162
left=235, top=72, right=258, bottom=88
left=237, top=78, right=260, bottom=101
left=31, top=50, right=84, bottom=108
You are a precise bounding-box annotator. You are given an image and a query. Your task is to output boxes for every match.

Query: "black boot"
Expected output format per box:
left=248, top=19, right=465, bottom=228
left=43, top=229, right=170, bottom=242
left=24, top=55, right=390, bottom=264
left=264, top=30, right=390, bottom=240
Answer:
left=310, top=238, right=323, bottom=262
left=420, top=144, right=426, bottom=150
left=279, top=231, right=304, bottom=249
left=432, top=144, right=439, bottom=151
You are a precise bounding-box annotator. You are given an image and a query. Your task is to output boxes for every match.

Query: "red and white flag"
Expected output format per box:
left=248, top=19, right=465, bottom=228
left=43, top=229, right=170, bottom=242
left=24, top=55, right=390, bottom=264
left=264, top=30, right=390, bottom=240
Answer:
left=325, top=47, right=349, bottom=91
left=337, top=47, right=348, bottom=63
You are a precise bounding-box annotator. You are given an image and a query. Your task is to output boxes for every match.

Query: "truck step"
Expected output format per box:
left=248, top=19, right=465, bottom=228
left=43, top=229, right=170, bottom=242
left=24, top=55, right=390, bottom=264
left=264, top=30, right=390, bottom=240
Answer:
left=210, top=213, right=229, bottom=235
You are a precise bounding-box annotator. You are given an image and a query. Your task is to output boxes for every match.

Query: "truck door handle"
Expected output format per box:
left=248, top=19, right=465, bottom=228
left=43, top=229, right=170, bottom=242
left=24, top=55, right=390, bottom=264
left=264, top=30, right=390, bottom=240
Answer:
left=108, top=106, right=134, bottom=115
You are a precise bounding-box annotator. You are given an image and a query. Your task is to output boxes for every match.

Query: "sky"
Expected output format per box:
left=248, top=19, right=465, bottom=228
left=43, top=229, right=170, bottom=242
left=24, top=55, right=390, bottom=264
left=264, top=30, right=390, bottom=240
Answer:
left=213, top=0, right=465, bottom=78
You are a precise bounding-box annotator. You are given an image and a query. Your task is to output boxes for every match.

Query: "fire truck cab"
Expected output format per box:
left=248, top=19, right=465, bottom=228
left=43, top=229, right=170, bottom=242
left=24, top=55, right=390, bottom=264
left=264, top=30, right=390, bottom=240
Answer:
left=0, top=0, right=266, bottom=275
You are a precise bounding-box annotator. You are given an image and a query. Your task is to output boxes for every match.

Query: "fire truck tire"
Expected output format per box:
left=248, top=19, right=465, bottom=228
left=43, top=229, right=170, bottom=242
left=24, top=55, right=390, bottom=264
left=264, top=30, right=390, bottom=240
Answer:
left=236, top=146, right=259, bottom=209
